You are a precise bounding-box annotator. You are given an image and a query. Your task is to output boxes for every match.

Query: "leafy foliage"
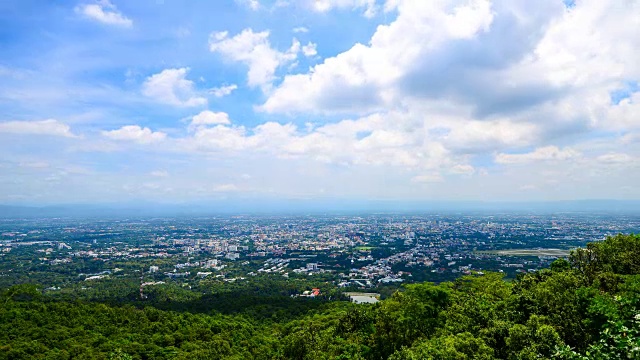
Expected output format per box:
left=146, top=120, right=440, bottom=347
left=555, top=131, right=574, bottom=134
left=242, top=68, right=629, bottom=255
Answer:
left=2, top=234, right=640, bottom=359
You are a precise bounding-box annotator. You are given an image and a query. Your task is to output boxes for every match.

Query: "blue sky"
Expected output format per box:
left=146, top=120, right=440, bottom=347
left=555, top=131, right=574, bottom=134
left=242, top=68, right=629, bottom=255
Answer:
left=0, top=0, right=639, bottom=205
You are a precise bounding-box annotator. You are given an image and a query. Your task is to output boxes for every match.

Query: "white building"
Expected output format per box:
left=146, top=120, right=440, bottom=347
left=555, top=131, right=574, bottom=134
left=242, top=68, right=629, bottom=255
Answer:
left=204, top=259, right=219, bottom=268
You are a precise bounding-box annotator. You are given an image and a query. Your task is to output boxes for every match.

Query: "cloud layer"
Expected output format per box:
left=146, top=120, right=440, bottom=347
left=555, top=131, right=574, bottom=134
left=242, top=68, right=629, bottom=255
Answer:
left=142, top=68, right=207, bottom=107
left=75, top=0, right=133, bottom=27
left=0, top=120, right=76, bottom=138
left=1, top=0, right=639, bottom=203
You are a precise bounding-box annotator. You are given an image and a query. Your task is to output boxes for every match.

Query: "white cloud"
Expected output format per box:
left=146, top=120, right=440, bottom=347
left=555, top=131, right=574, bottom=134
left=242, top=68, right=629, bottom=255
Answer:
left=596, top=153, right=634, bottom=164
left=212, top=183, right=240, bottom=192
left=180, top=111, right=458, bottom=174
left=533, top=1, right=640, bottom=88
left=184, top=121, right=297, bottom=153
left=19, top=161, right=50, bottom=169
left=209, top=29, right=300, bottom=89
left=257, top=0, right=640, bottom=147
left=293, top=26, right=309, bottom=33
left=311, top=0, right=378, bottom=18
left=150, top=170, right=169, bottom=177
left=255, top=0, right=640, bottom=181
left=188, top=125, right=251, bottom=151
left=102, top=125, right=166, bottom=144
left=142, top=68, right=207, bottom=107
left=443, top=119, right=540, bottom=154
left=622, top=132, right=640, bottom=145
left=495, top=146, right=581, bottom=164
left=411, top=174, right=444, bottom=183
left=261, top=0, right=496, bottom=114
left=75, top=0, right=133, bottom=28
left=606, top=92, right=640, bottom=130
left=235, top=0, right=260, bottom=10
left=189, top=111, right=232, bottom=132
left=259, top=42, right=390, bottom=114
left=0, top=119, right=76, bottom=137
left=519, top=184, right=537, bottom=191
left=302, top=42, right=318, bottom=57
left=450, top=164, right=475, bottom=175
left=6, top=0, right=640, bottom=202
left=209, top=84, right=238, bottom=97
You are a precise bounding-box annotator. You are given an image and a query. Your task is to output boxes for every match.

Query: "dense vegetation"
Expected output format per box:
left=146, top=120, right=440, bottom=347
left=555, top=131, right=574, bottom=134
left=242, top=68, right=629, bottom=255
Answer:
left=2, top=234, right=640, bottom=359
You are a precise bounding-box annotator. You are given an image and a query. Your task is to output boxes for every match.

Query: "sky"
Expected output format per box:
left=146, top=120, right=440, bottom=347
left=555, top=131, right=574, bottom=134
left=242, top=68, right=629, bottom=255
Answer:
left=0, top=0, right=639, bottom=206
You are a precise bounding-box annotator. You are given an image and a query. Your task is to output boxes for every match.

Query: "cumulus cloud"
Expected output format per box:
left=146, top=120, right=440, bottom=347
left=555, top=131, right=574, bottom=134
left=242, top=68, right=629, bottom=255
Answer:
left=495, top=146, right=581, bottom=164
left=259, top=42, right=389, bottom=114
left=0, top=119, right=76, bottom=137
left=606, top=92, right=640, bottom=130
left=250, top=0, right=640, bottom=188
left=178, top=111, right=468, bottom=177
left=302, top=42, right=318, bottom=57
left=189, top=111, right=232, bottom=132
left=260, top=0, right=640, bottom=138
left=261, top=0, right=499, bottom=114
left=450, top=164, right=475, bottom=175
left=102, top=125, right=166, bottom=144
left=311, top=0, right=378, bottom=18
left=184, top=122, right=297, bottom=153
left=442, top=119, right=539, bottom=154
left=235, top=0, right=260, bottom=10
left=209, top=84, right=238, bottom=97
left=188, top=125, right=250, bottom=151
left=142, top=68, right=207, bottom=107
left=209, top=29, right=300, bottom=89
left=75, top=0, right=133, bottom=28
left=8, top=0, right=640, bottom=202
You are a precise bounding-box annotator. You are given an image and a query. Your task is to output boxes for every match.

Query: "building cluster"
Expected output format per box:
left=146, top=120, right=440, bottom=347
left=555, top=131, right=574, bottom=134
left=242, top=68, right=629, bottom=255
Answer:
left=1, top=214, right=639, bottom=288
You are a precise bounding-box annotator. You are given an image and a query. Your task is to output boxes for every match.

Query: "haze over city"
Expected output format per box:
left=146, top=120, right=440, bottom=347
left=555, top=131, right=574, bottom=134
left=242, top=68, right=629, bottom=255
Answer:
left=1, top=0, right=639, bottom=208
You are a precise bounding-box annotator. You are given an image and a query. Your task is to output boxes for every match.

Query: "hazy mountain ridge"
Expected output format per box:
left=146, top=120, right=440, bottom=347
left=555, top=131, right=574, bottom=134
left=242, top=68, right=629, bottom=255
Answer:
left=1, top=200, right=639, bottom=218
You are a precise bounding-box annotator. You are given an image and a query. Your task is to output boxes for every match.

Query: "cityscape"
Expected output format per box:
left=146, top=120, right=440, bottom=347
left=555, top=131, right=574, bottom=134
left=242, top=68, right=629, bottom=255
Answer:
left=2, top=212, right=639, bottom=302
left=2, top=0, right=640, bottom=358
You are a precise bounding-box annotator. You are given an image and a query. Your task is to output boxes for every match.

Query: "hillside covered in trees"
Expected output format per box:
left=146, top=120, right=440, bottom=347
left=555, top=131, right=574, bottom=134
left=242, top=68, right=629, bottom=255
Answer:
left=2, top=234, right=640, bottom=359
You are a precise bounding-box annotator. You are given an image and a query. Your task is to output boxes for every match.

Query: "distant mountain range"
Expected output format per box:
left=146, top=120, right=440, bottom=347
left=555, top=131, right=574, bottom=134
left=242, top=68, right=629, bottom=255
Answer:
left=0, top=199, right=639, bottom=218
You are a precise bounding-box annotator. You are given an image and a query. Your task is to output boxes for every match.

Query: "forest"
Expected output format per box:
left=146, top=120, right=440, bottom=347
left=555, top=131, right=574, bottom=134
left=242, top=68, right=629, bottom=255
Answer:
left=1, top=233, right=639, bottom=359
